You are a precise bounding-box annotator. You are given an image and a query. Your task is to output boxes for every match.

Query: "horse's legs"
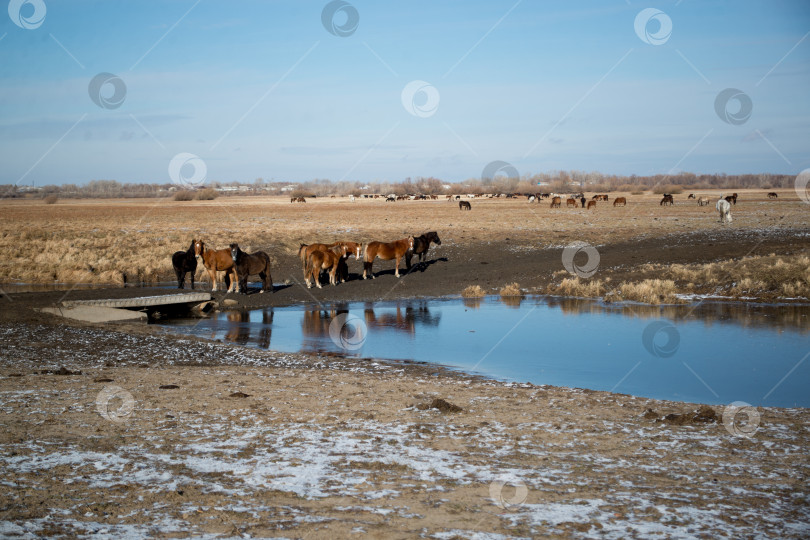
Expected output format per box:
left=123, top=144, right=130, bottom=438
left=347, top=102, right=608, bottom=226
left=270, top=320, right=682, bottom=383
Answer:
left=190, top=270, right=194, bottom=290
left=176, top=269, right=183, bottom=289
left=209, top=268, right=218, bottom=292
left=230, top=269, right=240, bottom=293
left=405, top=252, right=412, bottom=270
left=363, top=260, right=373, bottom=279
left=394, top=256, right=401, bottom=278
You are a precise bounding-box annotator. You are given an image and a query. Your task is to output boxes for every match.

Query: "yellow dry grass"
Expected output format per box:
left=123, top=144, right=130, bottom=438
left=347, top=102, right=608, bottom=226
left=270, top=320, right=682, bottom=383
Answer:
left=461, top=285, right=486, bottom=298
left=498, top=282, right=523, bottom=297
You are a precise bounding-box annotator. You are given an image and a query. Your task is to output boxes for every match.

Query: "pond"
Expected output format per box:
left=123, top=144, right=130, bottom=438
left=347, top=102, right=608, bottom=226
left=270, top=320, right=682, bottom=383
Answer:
left=159, top=296, right=810, bottom=408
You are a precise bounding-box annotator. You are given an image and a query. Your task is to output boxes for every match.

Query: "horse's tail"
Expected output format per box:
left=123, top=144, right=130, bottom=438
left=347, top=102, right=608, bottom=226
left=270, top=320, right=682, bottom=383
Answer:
left=298, top=243, right=307, bottom=262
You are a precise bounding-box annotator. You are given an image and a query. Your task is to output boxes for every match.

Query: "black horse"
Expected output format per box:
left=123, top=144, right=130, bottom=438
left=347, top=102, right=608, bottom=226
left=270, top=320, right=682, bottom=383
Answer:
left=230, top=243, right=273, bottom=294
left=406, top=231, right=441, bottom=270
left=172, top=239, right=197, bottom=289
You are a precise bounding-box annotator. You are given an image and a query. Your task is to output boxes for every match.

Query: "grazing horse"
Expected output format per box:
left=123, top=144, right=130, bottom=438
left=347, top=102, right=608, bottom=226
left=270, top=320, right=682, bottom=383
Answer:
left=725, top=193, right=738, bottom=205
left=767, top=192, right=778, bottom=199
left=304, top=244, right=347, bottom=288
left=230, top=243, right=273, bottom=294
left=172, top=239, right=198, bottom=289
left=406, top=231, right=441, bottom=270
left=697, top=196, right=711, bottom=206
left=688, top=193, right=696, bottom=199
left=613, top=197, right=626, bottom=207
left=194, top=240, right=238, bottom=293
left=586, top=200, right=596, bottom=210
left=660, top=194, right=674, bottom=206
left=459, top=200, right=471, bottom=210
left=566, top=198, right=577, bottom=208
left=716, top=197, right=732, bottom=224
left=362, top=237, right=414, bottom=279
left=550, top=196, right=561, bottom=208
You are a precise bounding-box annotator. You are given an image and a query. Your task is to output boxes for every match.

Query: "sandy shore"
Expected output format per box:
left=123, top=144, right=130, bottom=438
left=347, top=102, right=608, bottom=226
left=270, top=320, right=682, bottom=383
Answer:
left=1, top=320, right=808, bottom=538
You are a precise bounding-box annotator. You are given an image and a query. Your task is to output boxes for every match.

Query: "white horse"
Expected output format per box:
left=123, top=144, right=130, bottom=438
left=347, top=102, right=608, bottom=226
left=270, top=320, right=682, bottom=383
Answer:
left=716, top=196, right=732, bottom=224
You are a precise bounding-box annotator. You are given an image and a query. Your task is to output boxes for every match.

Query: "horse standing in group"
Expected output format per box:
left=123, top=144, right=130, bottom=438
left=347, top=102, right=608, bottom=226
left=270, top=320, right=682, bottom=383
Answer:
left=304, top=244, right=347, bottom=288
left=195, top=240, right=239, bottom=293
left=405, top=231, right=441, bottom=270
left=172, top=239, right=197, bottom=289
left=230, top=243, right=273, bottom=294
left=363, top=237, right=414, bottom=279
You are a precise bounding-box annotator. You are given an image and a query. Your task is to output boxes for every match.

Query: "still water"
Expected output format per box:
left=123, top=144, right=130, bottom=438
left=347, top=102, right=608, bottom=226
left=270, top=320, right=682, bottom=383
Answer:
left=160, top=296, right=810, bottom=408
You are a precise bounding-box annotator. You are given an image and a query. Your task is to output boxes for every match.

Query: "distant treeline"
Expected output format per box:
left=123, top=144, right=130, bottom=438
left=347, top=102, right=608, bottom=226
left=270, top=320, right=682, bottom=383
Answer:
left=2, top=172, right=795, bottom=200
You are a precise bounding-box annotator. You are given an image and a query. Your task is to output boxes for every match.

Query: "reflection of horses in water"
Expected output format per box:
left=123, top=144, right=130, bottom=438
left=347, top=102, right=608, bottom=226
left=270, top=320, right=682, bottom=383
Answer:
left=363, top=302, right=440, bottom=335
left=223, top=310, right=251, bottom=345
left=300, top=307, right=350, bottom=352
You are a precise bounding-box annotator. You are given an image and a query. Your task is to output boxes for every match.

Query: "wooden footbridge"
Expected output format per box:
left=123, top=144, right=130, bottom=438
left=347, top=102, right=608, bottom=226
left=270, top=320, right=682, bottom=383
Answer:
left=40, top=292, right=212, bottom=323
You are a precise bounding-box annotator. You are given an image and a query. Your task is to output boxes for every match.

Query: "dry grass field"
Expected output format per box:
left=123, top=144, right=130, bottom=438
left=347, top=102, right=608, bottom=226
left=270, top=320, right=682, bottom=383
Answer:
left=1, top=188, right=808, bottom=299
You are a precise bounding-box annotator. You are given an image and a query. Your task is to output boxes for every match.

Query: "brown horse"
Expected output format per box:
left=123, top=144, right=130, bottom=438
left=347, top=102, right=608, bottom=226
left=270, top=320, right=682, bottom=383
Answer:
left=459, top=200, right=471, bottom=210
left=171, top=239, right=197, bottom=289
left=230, top=243, right=273, bottom=294
left=767, top=192, right=778, bottom=199
left=299, top=241, right=361, bottom=273
left=613, top=197, right=626, bottom=207
left=566, top=198, right=577, bottom=208
left=660, top=194, right=674, bottom=206
left=550, top=196, right=561, bottom=208
left=586, top=200, right=596, bottom=210
left=363, top=237, right=414, bottom=279
left=304, top=245, right=347, bottom=288
left=194, top=240, right=238, bottom=293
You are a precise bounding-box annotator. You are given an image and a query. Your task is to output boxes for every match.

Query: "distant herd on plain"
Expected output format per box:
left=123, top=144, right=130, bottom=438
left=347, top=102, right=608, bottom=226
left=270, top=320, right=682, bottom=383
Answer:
left=173, top=191, right=780, bottom=293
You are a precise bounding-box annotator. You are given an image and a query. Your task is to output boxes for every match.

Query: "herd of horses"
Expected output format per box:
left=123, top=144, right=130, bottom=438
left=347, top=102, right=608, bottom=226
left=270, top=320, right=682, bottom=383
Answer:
left=172, top=232, right=442, bottom=292
left=172, top=190, right=782, bottom=292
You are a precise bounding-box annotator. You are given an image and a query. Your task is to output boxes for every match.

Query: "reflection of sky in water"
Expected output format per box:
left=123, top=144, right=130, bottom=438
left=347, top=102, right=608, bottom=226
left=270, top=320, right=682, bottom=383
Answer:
left=161, top=297, right=810, bottom=408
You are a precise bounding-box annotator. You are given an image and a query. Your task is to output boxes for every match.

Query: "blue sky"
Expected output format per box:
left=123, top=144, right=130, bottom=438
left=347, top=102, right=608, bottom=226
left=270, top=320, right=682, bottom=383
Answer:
left=1, top=0, right=808, bottom=185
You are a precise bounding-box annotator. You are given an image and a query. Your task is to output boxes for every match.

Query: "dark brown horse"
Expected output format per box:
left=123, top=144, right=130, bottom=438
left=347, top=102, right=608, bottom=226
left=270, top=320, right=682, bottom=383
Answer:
left=405, top=231, right=441, bottom=270
left=767, top=192, right=778, bottom=199
left=459, top=200, right=471, bottom=210
left=194, top=240, right=238, bottom=293
left=613, top=197, right=626, bottom=206
left=304, top=244, right=347, bottom=288
left=230, top=243, right=273, bottom=294
left=725, top=193, right=738, bottom=205
left=362, top=237, right=414, bottom=279
left=171, top=239, right=197, bottom=289
left=660, top=194, right=674, bottom=206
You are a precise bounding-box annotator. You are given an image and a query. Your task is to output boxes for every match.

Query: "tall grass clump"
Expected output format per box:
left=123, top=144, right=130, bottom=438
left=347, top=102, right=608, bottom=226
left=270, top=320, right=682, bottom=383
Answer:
left=461, top=285, right=486, bottom=297
left=173, top=190, right=195, bottom=201
left=44, top=194, right=58, bottom=204
left=499, top=282, right=523, bottom=297
left=195, top=188, right=218, bottom=200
